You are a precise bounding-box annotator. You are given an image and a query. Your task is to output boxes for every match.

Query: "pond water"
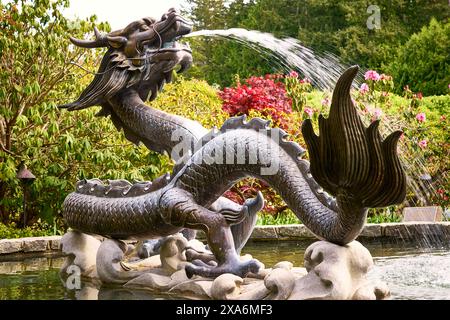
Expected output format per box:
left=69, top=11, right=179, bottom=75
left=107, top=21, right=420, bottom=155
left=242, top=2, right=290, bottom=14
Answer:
left=1, top=241, right=449, bottom=300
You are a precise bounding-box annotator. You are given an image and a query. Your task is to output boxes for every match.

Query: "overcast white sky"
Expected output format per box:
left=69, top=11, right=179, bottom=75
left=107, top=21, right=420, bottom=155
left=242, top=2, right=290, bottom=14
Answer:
left=64, top=0, right=189, bottom=30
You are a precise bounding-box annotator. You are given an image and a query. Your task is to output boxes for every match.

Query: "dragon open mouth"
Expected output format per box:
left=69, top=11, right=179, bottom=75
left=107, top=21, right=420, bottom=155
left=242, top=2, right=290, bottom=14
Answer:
left=69, top=8, right=193, bottom=57
left=160, top=38, right=191, bottom=51
left=154, top=11, right=193, bottom=53
left=62, top=8, right=195, bottom=111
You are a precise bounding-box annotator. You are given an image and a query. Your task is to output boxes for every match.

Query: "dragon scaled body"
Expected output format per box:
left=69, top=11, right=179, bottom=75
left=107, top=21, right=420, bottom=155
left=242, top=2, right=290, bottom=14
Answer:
left=61, top=9, right=406, bottom=278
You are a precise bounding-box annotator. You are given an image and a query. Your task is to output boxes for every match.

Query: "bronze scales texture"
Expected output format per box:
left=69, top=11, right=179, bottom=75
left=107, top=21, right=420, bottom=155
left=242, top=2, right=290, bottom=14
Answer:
left=60, top=9, right=406, bottom=278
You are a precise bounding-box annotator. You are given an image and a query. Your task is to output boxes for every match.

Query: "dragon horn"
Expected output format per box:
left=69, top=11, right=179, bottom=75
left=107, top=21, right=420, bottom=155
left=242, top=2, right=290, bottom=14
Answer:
left=70, top=27, right=109, bottom=48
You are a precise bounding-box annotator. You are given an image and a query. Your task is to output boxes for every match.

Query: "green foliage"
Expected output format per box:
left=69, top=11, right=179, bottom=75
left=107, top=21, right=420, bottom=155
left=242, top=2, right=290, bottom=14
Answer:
left=284, top=74, right=313, bottom=112
left=151, top=76, right=228, bottom=128
left=185, top=0, right=228, bottom=30
left=183, top=0, right=273, bottom=86
left=388, top=19, right=450, bottom=96
left=0, top=0, right=448, bottom=236
left=256, top=210, right=300, bottom=226
left=366, top=208, right=402, bottom=224
left=183, top=0, right=449, bottom=89
left=356, top=76, right=450, bottom=210
left=0, top=0, right=170, bottom=229
left=0, top=221, right=56, bottom=238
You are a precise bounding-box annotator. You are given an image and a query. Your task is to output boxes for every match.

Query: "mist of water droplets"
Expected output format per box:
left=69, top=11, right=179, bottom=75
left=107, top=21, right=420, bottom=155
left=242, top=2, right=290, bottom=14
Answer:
left=186, top=28, right=363, bottom=90
left=187, top=28, right=445, bottom=213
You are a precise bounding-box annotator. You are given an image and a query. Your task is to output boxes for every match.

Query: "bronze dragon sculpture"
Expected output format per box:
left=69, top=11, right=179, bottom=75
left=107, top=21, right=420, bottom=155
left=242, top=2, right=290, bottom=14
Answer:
left=60, top=9, right=406, bottom=278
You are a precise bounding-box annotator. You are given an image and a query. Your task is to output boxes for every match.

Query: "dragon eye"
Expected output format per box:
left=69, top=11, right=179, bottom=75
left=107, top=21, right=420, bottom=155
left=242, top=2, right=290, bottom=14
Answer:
left=140, top=25, right=150, bottom=31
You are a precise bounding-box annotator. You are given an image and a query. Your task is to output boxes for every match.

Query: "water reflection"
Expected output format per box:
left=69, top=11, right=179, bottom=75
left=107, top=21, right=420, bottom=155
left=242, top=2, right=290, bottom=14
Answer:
left=1, top=241, right=449, bottom=300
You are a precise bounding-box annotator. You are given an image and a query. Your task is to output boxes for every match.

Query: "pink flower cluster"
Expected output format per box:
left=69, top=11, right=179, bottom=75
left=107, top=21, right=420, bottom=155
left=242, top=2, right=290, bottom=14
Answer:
left=418, top=139, right=427, bottom=149
left=304, top=107, right=314, bottom=117
left=364, top=70, right=381, bottom=81
left=264, top=74, right=284, bottom=80
left=371, top=108, right=383, bottom=121
left=288, top=71, right=299, bottom=79
left=300, top=78, right=311, bottom=84
left=436, top=189, right=449, bottom=202
left=416, top=112, right=426, bottom=122
left=379, top=74, right=392, bottom=81
left=364, top=70, right=392, bottom=82
left=359, top=83, right=369, bottom=94
left=321, top=97, right=330, bottom=106
left=265, top=72, right=310, bottom=83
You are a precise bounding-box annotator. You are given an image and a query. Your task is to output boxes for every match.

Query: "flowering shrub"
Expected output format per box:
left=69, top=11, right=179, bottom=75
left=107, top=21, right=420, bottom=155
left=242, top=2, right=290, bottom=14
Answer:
left=355, top=70, right=449, bottom=211
left=217, top=70, right=449, bottom=220
left=219, top=72, right=314, bottom=214
left=359, top=83, right=369, bottom=95
left=435, top=188, right=450, bottom=209
left=416, top=112, right=426, bottom=122
left=321, top=97, right=330, bottom=107
left=403, top=85, right=423, bottom=108
left=283, top=73, right=313, bottom=113
left=371, top=108, right=383, bottom=122
left=359, top=70, right=394, bottom=106
left=418, top=139, right=428, bottom=149
left=219, top=75, right=293, bottom=128
left=303, top=107, right=314, bottom=118
left=365, top=70, right=381, bottom=81
left=224, top=179, right=287, bottom=215
left=219, top=72, right=313, bottom=129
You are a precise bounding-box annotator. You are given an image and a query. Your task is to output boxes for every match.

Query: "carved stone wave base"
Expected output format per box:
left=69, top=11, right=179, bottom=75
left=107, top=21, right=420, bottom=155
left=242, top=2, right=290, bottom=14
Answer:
left=60, top=231, right=389, bottom=300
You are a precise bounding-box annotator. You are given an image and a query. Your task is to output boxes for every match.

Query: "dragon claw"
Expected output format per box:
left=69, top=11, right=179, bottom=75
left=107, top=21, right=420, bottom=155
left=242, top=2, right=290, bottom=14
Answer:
left=220, top=192, right=265, bottom=226
left=185, top=259, right=261, bottom=279
left=191, top=259, right=217, bottom=268
left=244, top=191, right=265, bottom=215
left=220, top=206, right=247, bottom=226
left=185, top=248, right=217, bottom=264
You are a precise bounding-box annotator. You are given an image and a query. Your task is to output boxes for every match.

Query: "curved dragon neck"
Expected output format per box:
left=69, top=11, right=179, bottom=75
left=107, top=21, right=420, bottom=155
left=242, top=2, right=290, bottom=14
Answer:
left=106, top=92, right=338, bottom=210
left=107, top=89, right=208, bottom=156
left=173, top=127, right=367, bottom=244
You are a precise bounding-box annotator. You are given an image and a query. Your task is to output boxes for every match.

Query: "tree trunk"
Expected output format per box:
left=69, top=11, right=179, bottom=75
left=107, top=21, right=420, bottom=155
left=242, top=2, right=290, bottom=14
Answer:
left=0, top=124, right=13, bottom=224
left=0, top=182, right=7, bottom=224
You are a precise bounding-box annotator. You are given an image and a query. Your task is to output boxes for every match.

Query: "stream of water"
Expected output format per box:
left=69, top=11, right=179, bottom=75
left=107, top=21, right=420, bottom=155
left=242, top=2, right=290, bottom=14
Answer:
left=186, top=28, right=445, bottom=215
left=186, top=28, right=362, bottom=90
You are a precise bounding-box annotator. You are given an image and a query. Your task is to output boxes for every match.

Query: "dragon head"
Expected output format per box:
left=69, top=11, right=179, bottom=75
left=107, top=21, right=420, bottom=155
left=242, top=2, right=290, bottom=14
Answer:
left=61, top=8, right=193, bottom=110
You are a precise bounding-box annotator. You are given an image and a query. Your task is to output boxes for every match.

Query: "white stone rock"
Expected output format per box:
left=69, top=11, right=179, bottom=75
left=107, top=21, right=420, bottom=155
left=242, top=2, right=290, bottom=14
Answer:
left=273, top=261, right=293, bottom=270
left=159, top=234, right=189, bottom=273
left=121, top=255, right=161, bottom=270
left=58, top=232, right=389, bottom=300
left=169, top=279, right=213, bottom=298
left=96, top=239, right=150, bottom=284
left=289, top=241, right=388, bottom=300
left=60, top=231, right=101, bottom=279
left=124, top=272, right=172, bottom=290
left=264, top=267, right=296, bottom=300
left=211, top=274, right=244, bottom=300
